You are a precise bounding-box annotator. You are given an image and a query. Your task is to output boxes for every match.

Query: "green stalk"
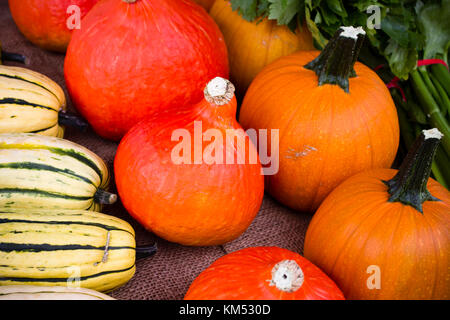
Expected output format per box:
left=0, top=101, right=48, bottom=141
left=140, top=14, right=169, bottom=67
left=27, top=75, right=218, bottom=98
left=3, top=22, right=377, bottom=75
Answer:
left=429, top=72, right=450, bottom=117
left=434, top=146, right=450, bottom=189
left=431, top=64, right=450, bottom=97
left=394, top=95, right=416, bottom=149
left=419, top=69, right=442, bottom=107
left=410, top=70, right=450, bottom=157
left=405, top=98, right=449, bottom=188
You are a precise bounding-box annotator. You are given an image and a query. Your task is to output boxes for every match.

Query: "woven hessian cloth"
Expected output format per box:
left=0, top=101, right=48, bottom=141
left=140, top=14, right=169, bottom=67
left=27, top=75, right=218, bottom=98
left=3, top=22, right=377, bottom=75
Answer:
left=0, top=0, right=313, bottom=300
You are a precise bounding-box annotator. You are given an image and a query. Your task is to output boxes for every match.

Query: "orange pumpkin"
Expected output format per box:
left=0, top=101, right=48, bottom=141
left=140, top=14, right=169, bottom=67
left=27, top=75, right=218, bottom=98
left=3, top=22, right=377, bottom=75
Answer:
left=8, top=0, right=99, bottom=52
left=184, top=247, right=345, bottom=300
left=239, top=26, right=400, bottom=212
left=114, top=77, right=264, bottom=246
left=193, top=0, right=215, bottom=11
left=209, top=0, right=315, bottom=99
left=304, top=129, right=450, bottom=300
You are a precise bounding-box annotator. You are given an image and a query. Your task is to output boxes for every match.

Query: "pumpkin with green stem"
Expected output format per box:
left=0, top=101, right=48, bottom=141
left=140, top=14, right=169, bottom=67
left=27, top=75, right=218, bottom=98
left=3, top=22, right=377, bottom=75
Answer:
left=304, top=128, right=450, bottom=300
left=239, top=26, right=400, bottom=212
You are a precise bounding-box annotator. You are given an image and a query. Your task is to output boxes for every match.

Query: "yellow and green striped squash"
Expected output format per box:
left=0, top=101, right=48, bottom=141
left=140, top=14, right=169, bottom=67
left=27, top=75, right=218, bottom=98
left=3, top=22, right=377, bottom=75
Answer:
left=0, top=209, right=136, bottom=292
left=0, top=133, right=116, bottom=211
left=0, top=65, right=66, bottom=137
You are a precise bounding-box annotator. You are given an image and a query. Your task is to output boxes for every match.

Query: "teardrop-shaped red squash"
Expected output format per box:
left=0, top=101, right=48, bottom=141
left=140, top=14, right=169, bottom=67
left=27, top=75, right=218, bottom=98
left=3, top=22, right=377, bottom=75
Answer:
left=114, top=77, right=264, bottom=246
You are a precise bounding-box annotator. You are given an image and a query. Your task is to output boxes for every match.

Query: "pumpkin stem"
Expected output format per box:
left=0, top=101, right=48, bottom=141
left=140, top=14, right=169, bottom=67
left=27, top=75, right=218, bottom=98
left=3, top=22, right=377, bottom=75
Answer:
left=304, top=26, right=365, bottom=93
left=204, top=77, right=235, bottom=106
left=383, top=128, right=443, bottom=213
left=1, top=50, right=27, bottom=64
left=94, top=189, right=118, bottom=205
left=268, top=260, right=304, bottom=293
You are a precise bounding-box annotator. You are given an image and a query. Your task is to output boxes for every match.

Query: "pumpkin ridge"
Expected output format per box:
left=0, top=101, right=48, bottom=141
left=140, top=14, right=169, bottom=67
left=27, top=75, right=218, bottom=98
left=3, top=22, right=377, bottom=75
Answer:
left=308, top=89, right=336, bottom=210
left=327, top=196, right=392, bottom=277
left=330, top=202, right=393, bottom=299
left=419, top=203, right=443, bottom=299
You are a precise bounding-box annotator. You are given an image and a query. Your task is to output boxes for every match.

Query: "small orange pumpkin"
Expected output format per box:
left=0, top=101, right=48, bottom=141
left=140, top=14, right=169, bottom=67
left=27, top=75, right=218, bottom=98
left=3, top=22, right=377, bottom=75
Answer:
left=239, top=26, right=400, bottom=212
left=184, top=246, right=345, bottom=300
left=209, top=0, right=315, bottom=99
left=304, top=129, right=450, bottom=300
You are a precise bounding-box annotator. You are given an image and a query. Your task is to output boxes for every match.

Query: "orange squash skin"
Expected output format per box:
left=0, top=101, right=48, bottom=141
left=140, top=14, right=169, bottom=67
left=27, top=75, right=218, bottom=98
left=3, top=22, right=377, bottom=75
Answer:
left=114, top=84, right=264, bottom=246
left=184, top=247, right=345, bottom=300
left=304, top=169, right=450, bottom=300
left=209, top=0, right=315, bottom=98
left=239, top=50, right=400, bottom=212
left=8, top=0, right=99, bottom=52
left=64, top=0, right=229, bottom=141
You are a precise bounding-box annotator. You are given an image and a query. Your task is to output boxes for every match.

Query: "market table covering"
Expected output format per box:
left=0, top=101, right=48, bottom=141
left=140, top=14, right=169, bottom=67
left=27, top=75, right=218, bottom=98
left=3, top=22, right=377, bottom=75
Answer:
left=0, top=0, right=312, bottom=300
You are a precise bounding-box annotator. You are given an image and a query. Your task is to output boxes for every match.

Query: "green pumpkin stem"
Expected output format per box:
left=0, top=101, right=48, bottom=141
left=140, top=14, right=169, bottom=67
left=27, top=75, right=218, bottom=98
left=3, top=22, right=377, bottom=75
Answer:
left=383, top=129, right=443, bottom=213
left=304, top=26, right=366, bottom=93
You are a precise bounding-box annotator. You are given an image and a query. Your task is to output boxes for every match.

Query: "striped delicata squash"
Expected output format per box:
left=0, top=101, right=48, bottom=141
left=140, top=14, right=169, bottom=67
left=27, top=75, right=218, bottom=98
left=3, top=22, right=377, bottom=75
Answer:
left=0, top=133, right=117, bottom=211
left=0, top=209, right=136, bottom=292
left=0, top=285, right=115, bottom=300
left=0, top=65, right=69, bottom=137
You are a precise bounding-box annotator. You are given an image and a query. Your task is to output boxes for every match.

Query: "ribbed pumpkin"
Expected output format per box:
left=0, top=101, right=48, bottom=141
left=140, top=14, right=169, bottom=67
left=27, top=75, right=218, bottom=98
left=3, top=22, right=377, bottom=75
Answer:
left=193, top=0, right=215, bottom=11
left=114, top=77, right=264, bottom=246
left=184, top=247, right=345, bottom=300
left=210, top=0, right=315, bottom=99
left=304, top=129, right=450, bottom=300
left=239, top=26, right=400, bottom=212
left=8, top=0, right=99, bottom=52
left=64, top=0, right=229, bottom=141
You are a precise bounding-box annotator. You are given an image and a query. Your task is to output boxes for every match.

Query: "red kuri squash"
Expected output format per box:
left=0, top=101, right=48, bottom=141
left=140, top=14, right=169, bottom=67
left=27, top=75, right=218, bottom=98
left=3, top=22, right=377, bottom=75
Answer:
left=184, top=246, right=345, bottom=300
left=239, top=26, right=400, bottom=212
left=114, top=77, right=264, bottom=246
left=304, top=129, right=450, bottom=300
left=64, top=0, right=229, bottom=141
left=8, top=0, right=99, bottom=52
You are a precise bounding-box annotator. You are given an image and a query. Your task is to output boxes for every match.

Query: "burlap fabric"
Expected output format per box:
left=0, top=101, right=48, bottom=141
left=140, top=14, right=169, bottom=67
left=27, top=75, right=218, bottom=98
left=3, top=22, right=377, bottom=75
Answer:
left=0, top=0, right=312, bottom=300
